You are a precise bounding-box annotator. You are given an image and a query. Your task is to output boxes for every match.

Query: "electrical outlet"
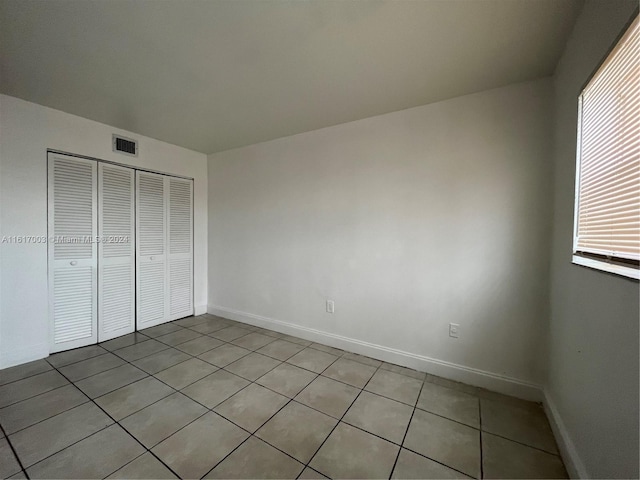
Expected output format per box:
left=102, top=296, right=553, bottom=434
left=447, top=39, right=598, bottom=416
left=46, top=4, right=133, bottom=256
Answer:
left=449, top=323, right=459, bottom=338
left=326, top=300, right=335, bottom=314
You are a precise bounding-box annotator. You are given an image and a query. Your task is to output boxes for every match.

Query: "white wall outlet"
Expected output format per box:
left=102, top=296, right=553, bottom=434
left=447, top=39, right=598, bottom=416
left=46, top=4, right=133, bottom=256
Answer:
left=326, top=300, right=335, bottom=313
left=449, top=323, right=459, bottom=338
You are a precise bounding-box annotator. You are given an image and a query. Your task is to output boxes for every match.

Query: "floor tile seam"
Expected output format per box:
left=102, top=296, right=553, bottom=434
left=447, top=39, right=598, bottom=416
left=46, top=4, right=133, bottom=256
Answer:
left=0, top=421, right=28, bottom=479
left=388, top=396, right=418, bottom=479
left=400, top=444, right=476, bottom=479
left=60, top=357, right=134, bottom=383
left=45, top=346, right=110, bottom=369
left=47, top=360, right=183, bottom=479
left=0, top=381, right=74, bottom=410
left=0, top=367, right=56, bottom=388
left=111, top=343, right=173, bottom=363
left=302, top=362, right=384, bottom=477
left=479, top=430, right=562, bottom=457
left=1, top=394, right=92, bottom=437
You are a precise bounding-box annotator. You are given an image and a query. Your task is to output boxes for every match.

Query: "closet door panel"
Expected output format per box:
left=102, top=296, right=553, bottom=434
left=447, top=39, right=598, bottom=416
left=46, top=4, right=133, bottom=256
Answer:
left=168, top=177, right=193, bottom=320
left=136, top=171, right=168, bottom=329
left=48, top=153, right=98, bottom=353
left=98, top=163, right=135, bottom=341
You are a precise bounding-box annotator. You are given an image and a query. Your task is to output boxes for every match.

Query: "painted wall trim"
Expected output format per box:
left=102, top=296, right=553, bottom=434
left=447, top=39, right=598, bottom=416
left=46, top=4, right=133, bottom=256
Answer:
left=543, top=389, right=588, bottom=479
left=194, top=304, right=208, bottom=316
left=1, top=342, right=49, bottom=369
left=208, top=304, right=543, bottom=401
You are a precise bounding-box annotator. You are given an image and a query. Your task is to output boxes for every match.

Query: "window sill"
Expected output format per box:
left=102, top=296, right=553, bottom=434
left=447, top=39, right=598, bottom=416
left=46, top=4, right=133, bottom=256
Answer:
left=572, top=255, right=639, bottom=280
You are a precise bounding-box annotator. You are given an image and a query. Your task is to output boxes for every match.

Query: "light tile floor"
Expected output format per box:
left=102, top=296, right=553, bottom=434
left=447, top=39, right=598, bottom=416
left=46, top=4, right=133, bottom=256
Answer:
left=0, top=314, right=567, bottom=479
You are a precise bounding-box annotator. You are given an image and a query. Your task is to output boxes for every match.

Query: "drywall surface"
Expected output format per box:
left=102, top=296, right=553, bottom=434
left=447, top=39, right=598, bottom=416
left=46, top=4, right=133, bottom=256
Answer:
left=208, top=79, right=553, bottom=392
left=0, top=94, right=208, bottom=368
left=547, top=1, right=639, bottom=478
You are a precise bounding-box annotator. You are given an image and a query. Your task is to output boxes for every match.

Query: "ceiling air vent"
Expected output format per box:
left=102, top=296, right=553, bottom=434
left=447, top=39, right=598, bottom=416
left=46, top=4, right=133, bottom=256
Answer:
left=112, top=134, right=138, bottom=157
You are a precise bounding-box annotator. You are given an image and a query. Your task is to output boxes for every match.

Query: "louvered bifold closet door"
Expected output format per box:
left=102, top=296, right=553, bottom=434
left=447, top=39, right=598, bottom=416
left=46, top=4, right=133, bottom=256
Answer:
left=98, top=163, right=135, bottom=341
left=168, top=178, right=194, bottom=320
left=136, top=171, right=169, bottom=329
left=48, top=153, right=98, bottom=353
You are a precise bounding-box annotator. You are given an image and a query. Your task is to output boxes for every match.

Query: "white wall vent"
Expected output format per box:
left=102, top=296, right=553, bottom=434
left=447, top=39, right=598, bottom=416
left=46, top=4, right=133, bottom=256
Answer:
left=112, top=134, right=138, bottom=157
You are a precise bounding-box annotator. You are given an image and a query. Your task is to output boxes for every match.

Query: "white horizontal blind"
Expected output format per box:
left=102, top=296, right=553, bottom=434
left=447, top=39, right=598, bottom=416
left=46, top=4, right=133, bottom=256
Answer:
left=575, top=15, right=640, bottom=262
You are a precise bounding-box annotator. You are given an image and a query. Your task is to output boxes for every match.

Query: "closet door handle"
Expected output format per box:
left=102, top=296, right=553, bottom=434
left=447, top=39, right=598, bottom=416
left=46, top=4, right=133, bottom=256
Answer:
left=70, top=260, right=77, bottom=266
left=150, top=256, right=155, bottom=261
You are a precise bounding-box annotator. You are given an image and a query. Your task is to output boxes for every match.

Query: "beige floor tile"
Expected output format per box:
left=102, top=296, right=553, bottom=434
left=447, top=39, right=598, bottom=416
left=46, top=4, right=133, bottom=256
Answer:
left=404, top=409, right=480, bottom=478
left=341, top=352, right=382, bottom=368
left=75, top=363, right=147, bottom=398
left=0, top=437, right=22, bottom=479
left=139, top=323, right=184, bottom=338
left=256, top=401, right=337, bottom=463
left=210, top=326, right=254, bottom=342
left=365, top=369, right=423, bottom=405
left=417, top=381, right=479, bottom=428
left=323, top=358, right=377, bottom=388
left=295, top=375, right=360, bottom=418
left=205, top=436, right=304, bottom=479
left=120, top=392, right=207, bottom=447
left=214, top=383, right=288, bottom=432
left=391, top=448, right=470, bottom=479
left=257, top=339, right=306, bottom=361
left=298, top=467, right=329, bottom=479
left=107, top=452, right=177, bottom=479
left=0, top=384, right=88, bottom=434
left=173, top=316, right=209, bottom=328
left=310, top=422, right=399, bottom=479
left=482, top=432, right=567, bottom=479
left=343, top=391, right=413, bottom=444
left=154, top=358, right=217, bottom=389
left=27, top=424, right=144, bottom=479
left=198, top=343, right=252, bottom=367
left=380, top=362, right=426, bottom=381
left=113, top=339, right=170, bottom=362
left=175, top=335, right=223, bottom=356
left=152, top=412, right=248, bottom=479
left=99, top=332, right=150, bottom=352
left=131, top=348, right=191, bottom=374
left=481, top=398, right=558, bottom=453
left=278, top=334, right=313, bottom=346
left=59, top=352, right=125, bottom=382
left=231, top=332, right=277, bottom=350
left=47, top=345, right=107, bottom=368
left=95, top=377, right=174, bottom=421
left=10, top=402, right=113, bottom=467
left=155, top=329, right=202, bottom=347
left=287, top=348, right=338, bottom=373
left=181, top=370, right=250, bottom=408
left=256, top=363, right=317, bottom=397
left=224, top=352, right=281, bottom=381
left=0, top=370, right=68, bottom=408
left=0, top=360, right=52, bottom=386
left=308, top=343, right=344, bottom=356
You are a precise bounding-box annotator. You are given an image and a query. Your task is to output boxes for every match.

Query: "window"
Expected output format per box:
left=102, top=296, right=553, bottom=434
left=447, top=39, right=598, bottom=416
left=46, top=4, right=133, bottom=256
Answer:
left=573, top=14, right=639, bottom=280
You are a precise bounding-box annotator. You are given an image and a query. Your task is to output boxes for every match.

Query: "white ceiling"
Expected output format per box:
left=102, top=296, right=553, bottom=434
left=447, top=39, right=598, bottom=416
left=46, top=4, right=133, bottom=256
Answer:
left=0, top=0, right=583, bottom=154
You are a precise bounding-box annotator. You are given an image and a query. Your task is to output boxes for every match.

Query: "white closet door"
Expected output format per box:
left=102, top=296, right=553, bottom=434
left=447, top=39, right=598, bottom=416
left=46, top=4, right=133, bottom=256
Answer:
left=98, top=163, right=135, bottom=341
left=136, top=171, right=168, bottom=329
left=168, top=177, right=194, bottom=320
left=48, top=153, right=98, bottom=353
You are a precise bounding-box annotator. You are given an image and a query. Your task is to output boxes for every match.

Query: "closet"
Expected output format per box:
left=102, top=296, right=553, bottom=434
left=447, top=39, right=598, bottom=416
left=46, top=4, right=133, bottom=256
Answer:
left=47, top=152, right=193, bottom=353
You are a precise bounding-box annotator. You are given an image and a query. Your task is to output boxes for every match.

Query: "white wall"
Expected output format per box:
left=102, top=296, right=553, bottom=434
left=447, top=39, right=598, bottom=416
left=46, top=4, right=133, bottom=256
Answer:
left=0, top=94, right=208, bottom=368
left=546, top=1, right=639, bottom=478
left=208, top=79, right=553, bottom=398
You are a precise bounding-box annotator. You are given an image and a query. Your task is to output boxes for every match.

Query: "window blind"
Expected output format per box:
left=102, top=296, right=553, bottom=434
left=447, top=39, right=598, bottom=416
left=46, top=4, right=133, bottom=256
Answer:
left=575, top=15, right=639, bottom=263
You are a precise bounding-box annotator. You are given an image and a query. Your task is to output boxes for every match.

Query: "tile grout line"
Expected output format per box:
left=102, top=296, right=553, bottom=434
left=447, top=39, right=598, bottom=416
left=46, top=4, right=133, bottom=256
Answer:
left=388, top=380, right=422, bottom=479
left=40, top=356, right=184, bottom=480
left=0, top=421, right=29, bottom=479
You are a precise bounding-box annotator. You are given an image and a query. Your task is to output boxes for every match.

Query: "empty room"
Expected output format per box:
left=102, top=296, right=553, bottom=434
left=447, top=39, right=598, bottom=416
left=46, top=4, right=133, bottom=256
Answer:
left=0, top=0, right=638, bottom=479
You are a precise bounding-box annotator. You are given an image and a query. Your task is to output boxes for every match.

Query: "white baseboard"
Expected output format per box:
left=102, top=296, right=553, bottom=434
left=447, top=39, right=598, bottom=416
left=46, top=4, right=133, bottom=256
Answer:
left=208, top=304, right=543, bottom=401
left=0, top=342, right=49, bottom=369
left=543, top=389, right=588, bottom=479
left=194, top=304, right=207, bottom=316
